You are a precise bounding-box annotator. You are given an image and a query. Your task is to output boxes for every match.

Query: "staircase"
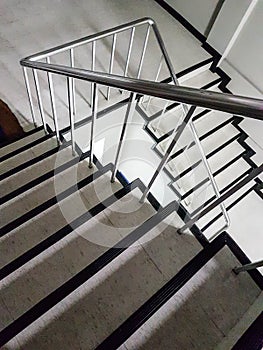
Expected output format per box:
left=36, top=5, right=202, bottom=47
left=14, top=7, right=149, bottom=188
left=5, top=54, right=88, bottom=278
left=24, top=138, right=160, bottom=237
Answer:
left=1, top=18, right=263, bottom=349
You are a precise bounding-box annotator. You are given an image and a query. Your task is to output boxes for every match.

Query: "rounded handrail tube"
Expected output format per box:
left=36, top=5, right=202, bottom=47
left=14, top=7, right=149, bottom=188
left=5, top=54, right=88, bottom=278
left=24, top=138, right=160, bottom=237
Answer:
left=20, top=60, right=263, bottom=121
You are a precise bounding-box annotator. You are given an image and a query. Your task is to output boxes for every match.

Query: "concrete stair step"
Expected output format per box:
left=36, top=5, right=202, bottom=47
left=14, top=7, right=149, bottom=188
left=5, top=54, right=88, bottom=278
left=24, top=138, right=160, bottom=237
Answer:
left=0, top=157, right=95, bottom=228
left=0, top=143, right=73, bottom=198
left=0, top=187, right=157, bottom=348
left=0, top=127, right=46, bottom=158
left=0, top=136, right=58, bottom=176
left=165, top=124, right=242, bottom=179
left=176, top=153, right=251, bottom=201
left=142, top=69, right=220, bottom=124
left=0, top=169, right=123, bottom=269
left=121, top=246, right=261, bottom=350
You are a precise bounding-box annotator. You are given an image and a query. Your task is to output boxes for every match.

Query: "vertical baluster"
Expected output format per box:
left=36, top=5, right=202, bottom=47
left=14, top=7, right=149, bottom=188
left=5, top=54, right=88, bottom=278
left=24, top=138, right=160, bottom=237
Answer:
left=111, top=93, right=136, bottom=182
left=124, top=27, right=135, bottom=77
left=67, top=77, right=75, bottom=155
left=139, top=106, right=196, bottom=203
left=32, top=69, right=47, bottom=133
left=22, top=67, right=37, bottom=127
left=107, top=33, right=117, bottom=100
left=46, top=56, right=60, bottom=144
left=137, top=25, right=151, bottom=79
left=90, top=41, right=96, bottom=107
left=186, top=120, right=230, bottom=239
left=89, top=83, right=98, bottom=168
left=69, top=48, right=76, bottom=116
left=145, top=56, right=163, bottom=110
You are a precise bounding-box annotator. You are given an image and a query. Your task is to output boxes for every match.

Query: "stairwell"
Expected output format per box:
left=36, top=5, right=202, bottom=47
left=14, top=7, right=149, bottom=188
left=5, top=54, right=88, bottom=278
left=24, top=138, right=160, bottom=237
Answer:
left=0, top=8, right=263, bottom=350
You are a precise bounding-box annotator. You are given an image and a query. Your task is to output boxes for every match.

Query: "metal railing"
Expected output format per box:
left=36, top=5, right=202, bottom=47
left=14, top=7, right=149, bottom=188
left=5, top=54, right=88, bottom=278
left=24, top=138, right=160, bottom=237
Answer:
left=20, top=18, right=263, bottom=241
left=234, top=259, right=263, bottom=274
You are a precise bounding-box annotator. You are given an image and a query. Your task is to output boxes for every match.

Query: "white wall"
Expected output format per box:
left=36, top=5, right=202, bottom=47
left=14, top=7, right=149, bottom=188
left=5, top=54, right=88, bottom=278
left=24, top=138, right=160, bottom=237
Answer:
left=226, top=1, right=263, bottom=93
left=166, top=0, right=219, bottom=35
left=207, top=0, right=249, bottom=54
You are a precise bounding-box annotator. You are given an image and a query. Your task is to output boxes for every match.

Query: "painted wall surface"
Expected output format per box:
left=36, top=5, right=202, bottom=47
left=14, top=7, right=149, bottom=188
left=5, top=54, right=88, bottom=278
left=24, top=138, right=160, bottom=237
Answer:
left=165, top=0, right=219, bottom=35
left=207, top=0, right=250, bottom=54
left=226, top=1, right=263, bottom=93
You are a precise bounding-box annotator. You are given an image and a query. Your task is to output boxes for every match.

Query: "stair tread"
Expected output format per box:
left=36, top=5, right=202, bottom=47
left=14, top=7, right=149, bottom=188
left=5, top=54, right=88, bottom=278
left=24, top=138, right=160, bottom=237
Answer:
left=0, top=136, right=58, bottom=176
left=144, top=68, right=220, bottom=121
left=156, top=121, right=239, bottom=164
left=0, top=188, right=156, bottom=337
left=196, top=182, right=254, bottom=236
left=122, top=247, right=260, bottom=350
left=0, top=159, right=95, bottom=228
left=177, top=153, right=251, bottom=200
left=0, top=128, right=45, bottom=158
left=164, top=125, right=243, bottom=178
left=0, top=145, right=73, bottom=198
left=181, top=68, right=219, bottom=88
left=0, top=170, right=124, bottom=268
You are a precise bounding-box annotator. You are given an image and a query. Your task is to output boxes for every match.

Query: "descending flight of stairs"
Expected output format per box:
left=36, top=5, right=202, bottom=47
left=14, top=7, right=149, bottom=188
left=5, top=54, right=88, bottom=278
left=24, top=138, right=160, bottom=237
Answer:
left=0, top=98, right=262, bottom=349
left=1, top=17, right=263, bottom=350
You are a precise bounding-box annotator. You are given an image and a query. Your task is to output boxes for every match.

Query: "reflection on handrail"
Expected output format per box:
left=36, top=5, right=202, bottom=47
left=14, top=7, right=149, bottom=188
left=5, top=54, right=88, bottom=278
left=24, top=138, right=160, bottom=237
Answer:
left=20, top=61, right=263, bottom=120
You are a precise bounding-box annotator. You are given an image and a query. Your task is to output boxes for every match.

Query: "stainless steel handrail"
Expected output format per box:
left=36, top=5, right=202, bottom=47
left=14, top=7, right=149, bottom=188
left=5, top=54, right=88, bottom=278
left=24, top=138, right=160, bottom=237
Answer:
left=20, top=17, right=263, bottom=242
left=20, top=61, right=263, bottom=120
left=233, top=259, right=263, bottom=274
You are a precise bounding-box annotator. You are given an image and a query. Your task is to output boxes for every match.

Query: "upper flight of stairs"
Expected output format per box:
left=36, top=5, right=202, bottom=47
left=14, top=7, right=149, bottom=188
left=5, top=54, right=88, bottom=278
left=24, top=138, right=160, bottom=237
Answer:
left=135, top=59, right=263, bottom=239
left=0, top=124, right=262, bottom=349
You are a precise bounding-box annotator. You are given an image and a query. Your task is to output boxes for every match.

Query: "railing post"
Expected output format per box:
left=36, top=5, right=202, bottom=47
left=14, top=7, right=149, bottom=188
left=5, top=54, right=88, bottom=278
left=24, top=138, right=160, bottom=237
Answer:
left=90, top=41, right=96, bottom=107
left=124, top=27, right=135, bottom=77
left=136, top=25, right=151, bottom=79
left=46, top=57, right=60, bottom=144
left=139, top=105, right=196, bottom=203
left=111, top=92, right=136, bottom=182
left=145, top=56, right=163, bottom=110
left=89, top=83, right=98, bottom=168
left=67, top=77, right=76, bottom=156
left=180, top=119, right=230, bottom=239
left=233, top=259, right=263, bottom=274
left=107, top=33, right=117, bottom=100
left=69, top=48, right=76, bottom=116
left=22, top=67, right=37, bottom=127
left=177, top=164, right=263, bottom=233
left=32, top=69, right=47, bottom=133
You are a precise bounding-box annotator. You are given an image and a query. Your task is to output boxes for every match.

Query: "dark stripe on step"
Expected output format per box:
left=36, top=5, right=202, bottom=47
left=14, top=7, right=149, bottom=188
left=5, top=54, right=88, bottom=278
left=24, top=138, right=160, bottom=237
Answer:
left=201, top=184, right=256, bottom=232
left=161, top=57, right=214, bottom=84
left=0, top=141, right=75, bottom=205
left=0, top=176, right=139, bottom=281
left=232, top=312, right=263, bottom=350
left=96, top=233, right=226, bottom=350
left=0, top=142, right=67, bottom=181
left=154, top=0, right=207, bottom=43
left=0, top=132, right=56, bottom=162
left=0, top=126, right=44, bottom=149
left=166, top=133, right=243, bottom=183
left=191, top=168, right=252, bottom=217
left=180, top=150, right=251, bottom=200
left=159, top=115, right=235, bottom=162
left=0, top=163, right=113, bottom=236
left=0, top=185, right=173, bottom=347
left=137, top=78, right=222, bottom=124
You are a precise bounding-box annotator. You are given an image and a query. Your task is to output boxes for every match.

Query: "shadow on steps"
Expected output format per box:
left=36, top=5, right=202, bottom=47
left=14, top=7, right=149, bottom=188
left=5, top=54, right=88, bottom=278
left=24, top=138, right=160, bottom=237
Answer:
left=0, top=99, right=25, bottom=145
